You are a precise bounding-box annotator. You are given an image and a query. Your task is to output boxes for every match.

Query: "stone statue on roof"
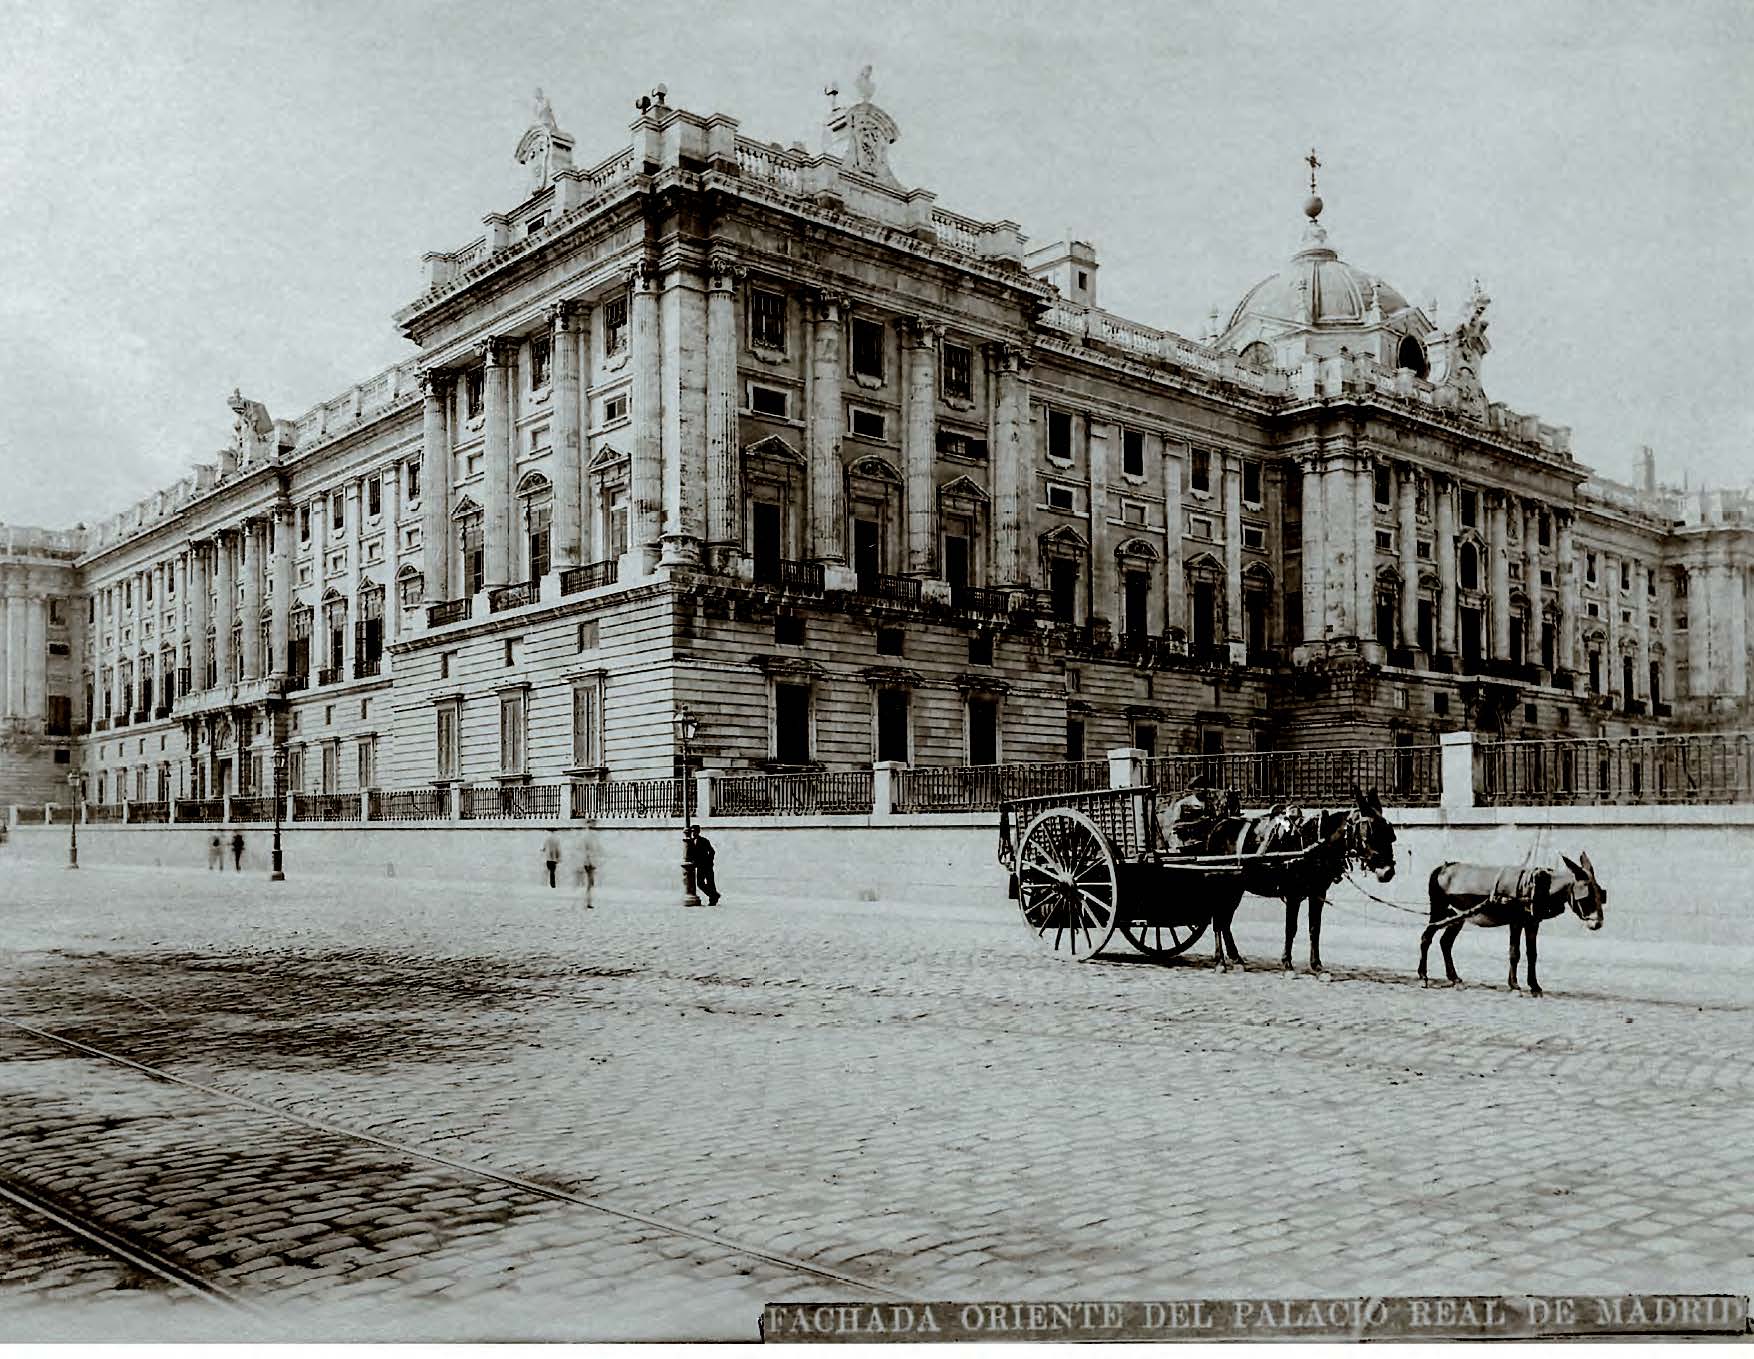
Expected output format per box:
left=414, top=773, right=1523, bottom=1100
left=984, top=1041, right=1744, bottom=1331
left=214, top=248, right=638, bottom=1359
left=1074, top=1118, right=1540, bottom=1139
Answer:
left=1436, top=280, right=1492, bottom=421
left=228, top=388, right=276, bottom=466
left=516, top=88, right=573, bottom=193
left=824, top=64, right=900, bottom=188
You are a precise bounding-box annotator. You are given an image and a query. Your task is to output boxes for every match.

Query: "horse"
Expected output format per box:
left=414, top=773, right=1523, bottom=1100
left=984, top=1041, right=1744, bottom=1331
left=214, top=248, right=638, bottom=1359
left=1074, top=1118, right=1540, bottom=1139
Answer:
left=1418, top=853, right=1606, bottom=996
left=1204, top=786, right=1399, bottom=973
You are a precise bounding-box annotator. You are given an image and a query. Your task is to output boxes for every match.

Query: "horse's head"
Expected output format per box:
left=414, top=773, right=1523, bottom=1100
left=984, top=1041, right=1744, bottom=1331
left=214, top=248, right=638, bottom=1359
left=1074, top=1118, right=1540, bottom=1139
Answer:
left=1560, top=851, right=1606, bottom=930
left=1217, top=788, right=1242, bottom=818
left=1346, top=784, right=1397, bottom=882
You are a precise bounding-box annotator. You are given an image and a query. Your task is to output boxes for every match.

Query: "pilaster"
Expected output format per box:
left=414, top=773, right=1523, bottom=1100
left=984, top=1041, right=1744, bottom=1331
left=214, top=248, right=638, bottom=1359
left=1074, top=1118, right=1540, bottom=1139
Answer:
left=1162, top=440, right=1184, bottom=639
left=1299, top=454, right=1325, bottom=650
left=1223, top=452, right=1243, bottom=643
left=1398, top=462, right=1419, bottom=651
left=659, top=262, right=708, bottom=567
left=990, top=343, right=1031, bottom=589
left=807, top=289, right=848, bottom=566
left=1435, top=477, right=1458, bottom=658
left=902, top=317, right=940, bottom=577
left=419, top=369, right=453, bottom=605
left=628, top=261, right=664, bottom=575
left=550, top=301, right=586, bottom=571
left=704, top=257, right=742, bottom=571
left=482, top=337, right=515, bottom=589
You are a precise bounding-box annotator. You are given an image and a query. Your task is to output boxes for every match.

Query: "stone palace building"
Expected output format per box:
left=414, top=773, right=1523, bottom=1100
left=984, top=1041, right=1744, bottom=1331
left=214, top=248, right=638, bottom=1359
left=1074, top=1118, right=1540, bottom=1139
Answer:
left=3, top=74, right=1751, bottom=809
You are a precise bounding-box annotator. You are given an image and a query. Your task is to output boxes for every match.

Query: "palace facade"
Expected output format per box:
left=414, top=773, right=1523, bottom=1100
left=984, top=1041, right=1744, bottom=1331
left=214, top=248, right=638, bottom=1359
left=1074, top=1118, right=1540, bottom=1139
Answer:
left=3, top=77, right=1751, bottom=810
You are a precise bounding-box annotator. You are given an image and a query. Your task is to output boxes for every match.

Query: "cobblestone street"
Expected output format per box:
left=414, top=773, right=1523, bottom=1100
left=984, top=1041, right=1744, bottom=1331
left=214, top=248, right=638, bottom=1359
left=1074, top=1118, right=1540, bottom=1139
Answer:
left=1, top=853, right=1750, bottom=1340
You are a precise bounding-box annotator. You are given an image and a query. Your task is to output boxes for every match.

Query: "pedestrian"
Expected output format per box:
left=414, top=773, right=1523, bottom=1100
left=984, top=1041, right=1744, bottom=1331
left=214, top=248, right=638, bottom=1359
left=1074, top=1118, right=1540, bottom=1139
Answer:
left=541, top=827, right=562, bottom=888
left=686, top=825, right=720, bottom=906
left=207, top=833, right=222, bottom=871
left=230, top=831, right=245, bottom=871
left=575, top=819, right=599, bottom=909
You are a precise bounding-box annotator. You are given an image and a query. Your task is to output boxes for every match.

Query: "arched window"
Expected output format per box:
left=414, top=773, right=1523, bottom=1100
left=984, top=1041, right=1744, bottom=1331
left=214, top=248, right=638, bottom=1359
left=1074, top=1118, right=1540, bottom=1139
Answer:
left=1459, top=541, right=1481, bottom=592
left=1040, top=527, right=1089, bottom=626
left=938, top=475, right=989, bottom=606
left=1238, top=341, right=1273, bottom=374
left=1396, top=334, right=1429, bottom=379
left=848, top=456, right=904, bottom=593
left=1115, top=538, right=1159, bottom=641
left=1243, top=562, right=1274, bottom=659
left=1375, top=568, right=1401, bottom=648
left=1184, top=554, right=1226, bottom=661
left=397, top=565, right=424, bottom=614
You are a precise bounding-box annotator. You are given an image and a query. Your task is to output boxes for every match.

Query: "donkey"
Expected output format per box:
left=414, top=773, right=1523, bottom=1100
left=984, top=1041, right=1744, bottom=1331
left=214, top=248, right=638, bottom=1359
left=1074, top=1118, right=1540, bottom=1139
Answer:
left=1418, top=853, right=1606, bottom=996
left=1206, top=787, right=1399, bottom=973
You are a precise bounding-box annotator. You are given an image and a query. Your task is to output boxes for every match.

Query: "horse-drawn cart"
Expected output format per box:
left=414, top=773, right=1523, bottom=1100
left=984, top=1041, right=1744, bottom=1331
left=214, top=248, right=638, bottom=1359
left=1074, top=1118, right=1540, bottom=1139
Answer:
left=997, top=785, right=1322, bottom=962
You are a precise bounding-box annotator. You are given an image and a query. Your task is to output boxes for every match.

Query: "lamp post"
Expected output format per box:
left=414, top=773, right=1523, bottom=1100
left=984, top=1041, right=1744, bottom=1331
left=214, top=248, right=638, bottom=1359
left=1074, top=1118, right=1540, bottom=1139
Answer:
left=66, top=768, right=80, bottom=870
left=673, top=706, right=700, bottom=907
left=269, top=744, right=286, bottom=881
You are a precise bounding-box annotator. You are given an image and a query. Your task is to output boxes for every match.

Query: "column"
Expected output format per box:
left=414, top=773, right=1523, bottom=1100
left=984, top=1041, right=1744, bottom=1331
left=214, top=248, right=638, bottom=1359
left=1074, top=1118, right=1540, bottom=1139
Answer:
left=189, top=544, right=210, bottom=691
left=1556, top=512, right=1577, bottom=674
left=344, top=480, right=361, bottom=677
left=629, top=262, right=664, bottom=570
left=1657, top=566, right=1676, bottom=709
left=1088, top=419, right=1113, bottom=627
left=270, top=506, right=291, bottom=672
left=576, top=301, right=594, bottom=565
left=1436, top=478, right=1458, bottom=657
left=807, top=290, right=847, bottom=564
left=419, top=371, right=452, bottom=604
left=1322, top=456, right=1353, bottom=638
left=240, top=518, right=262, bottom=680
left=1398, top=463, right=1419, bottom=650
left=550, top=301, right=585, bottom=572
left=1223, top=452, right=1243, bottom=643
left=1524, top=501, right=1543, bottom=669
left=703, top=263, right=740, bottom=569
left=660, top=265, right=708, bottom=567
left=903, top=317, right=939, bottom=577
left=1162, top=441, right=1184, bottom=638
left=1728, top=561, right=1748, bottom=700
left=1687, top=553, right=1710, bottom=699
left=22, top=598, right=45, bottom=719
left=1354, top=455, right=1375, bottom=649
left=1603, top=550, right=1619, bottom=696
left=482, top=338, right=514, bottom=589
left=1634, top=559, right=1650, bottom=701
left=174, top=551, right=188, bottom=697
left=384, top=468, right=402, bottom=647
left=1488, top=492, right=1510, bottom=659
left=1300, top=455, right=1325, bottom=646
left=131, top=569, right=145, bottom=713
left=109, top=586, right=125, bottom=718
left=991, top=344, right=1031, bottom=588
left=214, top=530, right=235, bottom=688
left=0, top=592, right=12, bottom=719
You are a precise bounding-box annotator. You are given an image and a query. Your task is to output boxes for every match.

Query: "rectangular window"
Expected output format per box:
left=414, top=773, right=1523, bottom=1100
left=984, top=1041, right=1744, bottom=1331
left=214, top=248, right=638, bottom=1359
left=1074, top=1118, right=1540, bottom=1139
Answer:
left=436, top=701, right=459, bottom=780
left=525, top=213, right=546, bottom=235
left=1374, top=465, right=1392, bottom=507
left=1460, top=488, right=1478, bottom=528
left=321, top=740, right=339, bottom=794
left=751, top=288, right=787, bottom=351
left=331, top=493, right=344, bottom=532
left=527, top=504, right=551, bottom=581
left=968, top=633, right=993, bottom=667
left=775, top=612, right=805, bottom=646
left=749, top=384, right=789, bottom=418
left=406, top=461, right=421, bottom=504
left=529, top=333, right=552, bottom=390
left=1538, top=511, right=1551, bottom=546
left=46, top=695, right=70, bottom=736
left=576, top=619, right=599, bottom=651
left=1376, top=529, right=1394, bottom=552
left=1134, top=722, right=1158, bottom=758
left=849, top=407, right=886, bottom=440
left=941, top=343, right=973, bottom=402
left=1586, top=552, right=1598, bottom=585
left=1123, top=570, right=1150, bottom=638
left=1189, top=515, right=1214, bottom=540
left=935, top=428, right=988, bottom=460
left=463, top=519, right=485, bottom=596
left=1242, top=525, right=1266, bottom=551
left=850, top=318, right=885, bottom=380
left=774, top=683, right=811, bottom=763
left=877, top=626, right=905, bottom=657
left=1065, top=717, right=1086, bottom=762
left=1242, top=459, right=1262, bottom=507
left=1416, top=538, right=1433, bottom=560
left=1046, top=483, right=1075, bottom=512
left=465, top=368, right=485, bottom=420
left=356, top=737, right=377, bottom=790
left=1047, top=408, right=1073, bottom=461
left=499, top=689, right=527, bottom=775
left=571, top=676, right=603, bottom=768
left=299, top=504, right=312, bottom=543
left=604, top=295, right=629, bottom=355
left=1050, top=557, right=1080, bottom=624
left=367, top=475, right=382, bottom=519
left=1189, top=448, right=1211, bottom=494
left=1122, top=429, right=1145, bottom=478
left=602, top=394, right=629, bottom=424
left=967, top=696, right=999, bottom=766
left=1620, top=561, right=1632, bottom=592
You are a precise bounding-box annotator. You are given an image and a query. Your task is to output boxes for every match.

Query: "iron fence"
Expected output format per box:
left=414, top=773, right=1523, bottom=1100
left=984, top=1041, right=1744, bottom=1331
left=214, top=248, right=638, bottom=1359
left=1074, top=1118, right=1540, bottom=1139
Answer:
left=46, top=805, right=75, bottom=825
left=488, top=582, right=537, bottom=613
left=175, top=798, right=224, bottom=823
left=753, top=559, right=825, bottom=595
left=461, top=783, right=564, bottom=820
left=571, top=777, right=694, bottom=819
left=86, top=803, right=123, bottom=823
left=129, top=800, right=170, bottom=824
left=13, top=806, right=47, bottom=825
left=293, top=793, right=361, bottom=822
left=1146, top=746, right=1442, bottom=808
left=1476, top=732, right=1754, bottom=806
left=712, top=770, right=876, bottom=816
left=227, top=796, right=275, bottom=823
left=894, top=760, right=1110, bottom=813
left=426, top=598, right=471, bottom=627
left=370, top=788, right=450, bottom=821
left=560, top=559, right=619, bottom=595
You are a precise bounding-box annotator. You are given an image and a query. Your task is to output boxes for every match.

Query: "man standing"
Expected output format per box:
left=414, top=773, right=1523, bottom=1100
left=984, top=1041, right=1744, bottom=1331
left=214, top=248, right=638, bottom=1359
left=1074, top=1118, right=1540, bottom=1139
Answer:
left=575, top=819, right=599, bottom=909
left=685, top=826, right=720, bottom=906
left=208, top=833, right=223, bottom=871
left=541, top=827, right=563, bottom=888
left=230, top=830, right=245, bottom=871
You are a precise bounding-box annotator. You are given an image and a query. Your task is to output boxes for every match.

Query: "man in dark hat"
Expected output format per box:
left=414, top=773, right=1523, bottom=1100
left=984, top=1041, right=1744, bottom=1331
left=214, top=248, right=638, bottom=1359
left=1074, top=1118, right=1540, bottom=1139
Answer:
left=1160, top=774, right=1218, bottom=854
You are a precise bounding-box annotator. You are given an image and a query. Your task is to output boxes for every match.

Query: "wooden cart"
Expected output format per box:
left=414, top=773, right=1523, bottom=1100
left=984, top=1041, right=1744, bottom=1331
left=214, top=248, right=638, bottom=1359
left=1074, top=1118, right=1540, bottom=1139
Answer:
left=997, top=785, right=1319, bottom=962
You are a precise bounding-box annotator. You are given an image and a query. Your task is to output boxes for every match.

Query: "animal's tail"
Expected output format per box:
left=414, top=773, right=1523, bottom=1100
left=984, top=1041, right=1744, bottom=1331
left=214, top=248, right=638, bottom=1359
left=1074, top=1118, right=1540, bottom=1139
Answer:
left=1427, top=864, right=1448, bottom=920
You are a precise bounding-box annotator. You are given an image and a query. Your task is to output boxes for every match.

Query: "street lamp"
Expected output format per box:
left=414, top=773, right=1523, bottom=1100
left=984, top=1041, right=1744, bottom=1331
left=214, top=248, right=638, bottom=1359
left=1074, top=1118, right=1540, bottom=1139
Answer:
left=673, top=706, right=700, bottom=907
left=66, top=768, right=80, bottom=871
left=269, top=744, right=286, bottom=881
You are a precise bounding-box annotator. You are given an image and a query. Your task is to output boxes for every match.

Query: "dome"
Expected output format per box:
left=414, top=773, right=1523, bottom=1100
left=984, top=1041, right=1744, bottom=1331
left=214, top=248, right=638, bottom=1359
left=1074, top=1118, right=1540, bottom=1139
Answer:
left=1227, top=229, right=1410, bottom=331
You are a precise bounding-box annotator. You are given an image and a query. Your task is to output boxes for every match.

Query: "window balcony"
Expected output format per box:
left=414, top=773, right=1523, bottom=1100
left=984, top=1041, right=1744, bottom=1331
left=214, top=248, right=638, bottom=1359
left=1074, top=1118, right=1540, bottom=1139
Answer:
left=353, top=655, right=381, bottom=679
left=153, top=704, right=170, bottom=720
left=114, top=713, right=130, bottom=729
left=284, top=671, right=309, bottom=693
left=857, top=573, right=921, bottom=607
left=560, top=559, right=618, bottom=595
left=489, top=581, right=538, bottom=613
left=753, top=558, right=824, bottom=595
left=952, top=584, right=1010, bottom=617
left=94, top=718, right=110, bottom=732
left=426, top=598, right=471, bottom=627
left=317, top=665, right=341, bottom=686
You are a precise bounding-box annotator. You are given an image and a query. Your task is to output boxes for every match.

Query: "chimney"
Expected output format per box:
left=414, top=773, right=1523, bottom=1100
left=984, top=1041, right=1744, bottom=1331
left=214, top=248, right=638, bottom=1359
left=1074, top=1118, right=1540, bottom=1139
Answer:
left=1639, top=445, right=1656, bottom=494
left=1025, top=236, right=1099, bottom=308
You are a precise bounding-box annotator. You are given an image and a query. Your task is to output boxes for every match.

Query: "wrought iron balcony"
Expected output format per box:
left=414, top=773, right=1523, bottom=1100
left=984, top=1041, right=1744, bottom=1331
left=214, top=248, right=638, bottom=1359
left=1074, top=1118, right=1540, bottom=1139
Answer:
left=753, top=558, right=825, bottom=595
left=426, top=598, right=471, bottom=627
left=114, top=713, right=130, bottom=728
left=153, top=704, right=170, bottom=720
left=353, top=655, right=381, bottom=679
left=284, top=672, right=309, bottom=693
left=560, top=559, right=618, bottom=595
left=317, top=665, right=341, bottom=686
left=94, top=718, right=110, bottom=732
left=858, top=573, right=922, bottom=607
left=489, top=581, right=538, bottom=613
left=952, top=584, right=1009, bottom=616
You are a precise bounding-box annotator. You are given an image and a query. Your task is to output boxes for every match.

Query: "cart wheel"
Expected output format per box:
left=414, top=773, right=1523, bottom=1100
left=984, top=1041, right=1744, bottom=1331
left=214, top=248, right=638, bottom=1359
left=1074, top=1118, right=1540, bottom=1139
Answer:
left=1015, top=807, right=1120, bottom=960
left=1118, top=917, right=1210, bottom=961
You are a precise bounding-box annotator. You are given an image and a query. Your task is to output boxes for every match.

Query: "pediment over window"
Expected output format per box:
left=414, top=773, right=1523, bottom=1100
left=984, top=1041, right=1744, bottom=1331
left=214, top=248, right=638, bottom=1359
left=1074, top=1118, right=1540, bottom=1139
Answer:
left=743, top=434, right=804, bottom=467
left=517, top=471, right=552, bottom=496
left=588, top=443, right=628, bottom=472
left=849, top=454, right=903, bottom=484
left=938, top=474, right=990, bottom=505
left=1184, top=551, right=1224, bottom=576
left=1040, top=524, right=1089, bottom=553
left=1114, top=536, right=1159, bottom=561
left=450, top=495, right=483, bottom=520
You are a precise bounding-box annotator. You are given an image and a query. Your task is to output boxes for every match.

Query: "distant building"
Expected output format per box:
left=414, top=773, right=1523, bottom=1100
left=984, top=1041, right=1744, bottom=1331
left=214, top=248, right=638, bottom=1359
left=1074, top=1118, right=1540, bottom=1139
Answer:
left=2, top=76, right=1747, bottom=809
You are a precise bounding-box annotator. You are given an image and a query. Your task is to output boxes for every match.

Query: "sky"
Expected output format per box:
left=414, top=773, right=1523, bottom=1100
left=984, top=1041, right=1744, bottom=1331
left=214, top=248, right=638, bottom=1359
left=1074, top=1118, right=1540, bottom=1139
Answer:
left=3, top=0, right=1752, bottom=528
